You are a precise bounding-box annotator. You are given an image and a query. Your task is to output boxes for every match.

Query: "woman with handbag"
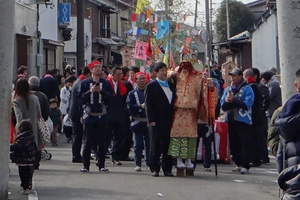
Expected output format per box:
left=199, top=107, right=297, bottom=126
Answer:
left=13, top=78, right=42, bottom=172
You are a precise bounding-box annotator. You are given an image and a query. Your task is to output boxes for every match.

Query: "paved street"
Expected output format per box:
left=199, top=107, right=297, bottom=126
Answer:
left=9, top=134, right=279, bottom=200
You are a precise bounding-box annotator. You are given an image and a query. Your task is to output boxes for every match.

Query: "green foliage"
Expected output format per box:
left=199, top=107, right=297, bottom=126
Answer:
left=214, top=0, right=254, bottom=42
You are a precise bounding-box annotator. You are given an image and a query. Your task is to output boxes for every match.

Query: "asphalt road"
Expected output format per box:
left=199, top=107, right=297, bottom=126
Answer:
left=9, top=134, right=280, bottom=200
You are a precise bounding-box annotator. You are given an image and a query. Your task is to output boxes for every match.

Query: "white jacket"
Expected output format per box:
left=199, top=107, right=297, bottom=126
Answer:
left=60, top=86, right=71, bottom=115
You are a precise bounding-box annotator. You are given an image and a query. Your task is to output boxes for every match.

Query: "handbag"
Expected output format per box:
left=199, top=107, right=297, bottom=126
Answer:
left=37, top=117, right=51, bottom=144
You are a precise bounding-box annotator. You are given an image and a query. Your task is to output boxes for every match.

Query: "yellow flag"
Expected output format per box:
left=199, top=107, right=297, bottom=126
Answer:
left=136, top=0, right=150, bottom=14
left=163, top=45, right=169, bottom=67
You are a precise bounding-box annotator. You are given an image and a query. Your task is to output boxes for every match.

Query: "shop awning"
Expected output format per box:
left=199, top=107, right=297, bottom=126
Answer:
left=93, top=37, right=119, bottom=46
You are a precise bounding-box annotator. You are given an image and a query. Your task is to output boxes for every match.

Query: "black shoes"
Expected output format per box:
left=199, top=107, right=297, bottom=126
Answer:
left=249, top=163, right=261, bottom=167
left=72, top=157, right=83, bottom=163
left=164, top=172, right=174, bottom=177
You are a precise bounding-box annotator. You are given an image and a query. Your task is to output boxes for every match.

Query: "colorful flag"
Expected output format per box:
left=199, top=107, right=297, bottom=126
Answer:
left=156, top=20, right=170, bottom=40
left=146, top=37, right=152, bottom=58
left=163, top=44, right=169, bottom=67
left=131, top=13, right=136, bottom=22
left=136, top=0, right=150, bottom=14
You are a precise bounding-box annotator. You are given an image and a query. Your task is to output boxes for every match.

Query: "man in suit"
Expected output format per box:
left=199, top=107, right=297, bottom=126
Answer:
left=68, top=66, right=90, bottom=163
left=107, top=67, right=129, bottom=165
left=145, top=62, right=175, bottom=177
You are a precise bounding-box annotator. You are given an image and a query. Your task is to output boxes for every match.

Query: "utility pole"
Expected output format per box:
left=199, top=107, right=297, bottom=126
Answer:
left=205, top=0, right=211, bottom=69
left=0, top=1, right=15, bottom=199
left=277, top=0, right=300, bottom=103
left=226, top=0, right=230, bottom=40
left=77, top=0, right=85, bottom=70
left=194, top=0, right=198, bottom=28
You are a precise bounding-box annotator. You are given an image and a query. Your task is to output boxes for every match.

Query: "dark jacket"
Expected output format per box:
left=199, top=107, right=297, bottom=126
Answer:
left=127, top=88, right=146, bottom=119
left=145, top=80, right=175, bottom=129
left=278, top=164, right=300, bottom=200
left=267, top=76, right=282, bottom=117
left=10, top=131, right=37, bottom=164
left=267, top=107, right=282, bottom=156
left=31, top=86, right=49, bottom=121
left=49, top=107, right=62, bottom=126
left=79, top=77, right=112, bottom=124
left=257, top=83, right=270, bottom=112
left=39, top=76, right=60, bottom=102
left=106, top=80, right=130, bottom=124
left=248, top=82, right=263, bottom=125
left=68, top=78, right=83, bottom=123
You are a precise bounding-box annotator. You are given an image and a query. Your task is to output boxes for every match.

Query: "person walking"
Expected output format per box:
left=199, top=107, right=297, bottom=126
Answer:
left=145, top=62, right=175, bottom=177
left=10, top=119, right=37, bottom=195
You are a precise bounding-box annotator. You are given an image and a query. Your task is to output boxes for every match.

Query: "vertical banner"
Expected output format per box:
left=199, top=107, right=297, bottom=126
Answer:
left=134, top=40, right=148, bottom=61
left=121, top=47, right=132, bottom=67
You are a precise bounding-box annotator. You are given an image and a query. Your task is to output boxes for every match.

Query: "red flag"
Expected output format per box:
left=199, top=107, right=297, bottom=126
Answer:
left=176, top=23, right=180, bottom=30
left=132, top=13, right=136, bottom=22
left=146, top=37, right=152, bottom=58
left=183, top=14, right=187, bottom=21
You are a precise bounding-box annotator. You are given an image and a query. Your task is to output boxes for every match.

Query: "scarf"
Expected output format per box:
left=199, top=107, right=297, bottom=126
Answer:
left=246, top=76, right=256, bottom=84
left=44, top=74, right=53, bottom=78
left=79, top=75, right=85, bottom=80
left=108, top=77, right=127, bottom=96
left=157, top=79, right=169, bottom=88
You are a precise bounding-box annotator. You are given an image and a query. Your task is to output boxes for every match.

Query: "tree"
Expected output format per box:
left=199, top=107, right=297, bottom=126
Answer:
left=214, top=0, right=254, bottom=42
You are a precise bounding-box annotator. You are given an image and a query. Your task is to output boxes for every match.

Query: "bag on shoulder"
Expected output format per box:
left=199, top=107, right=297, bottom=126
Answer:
left=37, top=117, right=51, bottom=144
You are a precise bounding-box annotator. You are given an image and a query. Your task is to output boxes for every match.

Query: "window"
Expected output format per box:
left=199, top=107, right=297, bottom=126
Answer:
left=99, top=11, right=111, bottom=38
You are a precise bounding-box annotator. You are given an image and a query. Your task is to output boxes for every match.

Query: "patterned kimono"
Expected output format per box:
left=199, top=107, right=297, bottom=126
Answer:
left=168, top=65, right=212, bottom=159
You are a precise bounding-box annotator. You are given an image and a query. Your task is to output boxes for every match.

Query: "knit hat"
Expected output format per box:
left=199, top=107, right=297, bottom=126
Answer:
left=88, top=60, right=101, bottom=70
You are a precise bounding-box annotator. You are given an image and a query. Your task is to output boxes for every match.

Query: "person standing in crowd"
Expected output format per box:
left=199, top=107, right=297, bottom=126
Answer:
left=60, top=75, right=76, bottom=118
left=107, top=67, right=129, bottom=166
left=145, top=62, right=175, bottom=177
left=261, top=71, right=282, bottom=121
left=221, top=68, right=254, bottom=174
left=79, top=60, right=112, bottom=173
left=13, top=78, right=41, bottom=190
left=16, top=65, right=28, bottom=82
left=49, top=99, right=62, bottom=146
left=252, top=68, right=271, bottom=164
left=39, top=70, right=60, bottom=102
left=28, top=76, right=49, bottom=169
left=120, top=67, right=134, bottom=161
left=68, top=66, right=90, bottom=163
left=274, top=68, right=300, bottom=173
left=127, top=72, right=149, bottom=171
left=10, top=120, right=37, bottom=195
left=244, top=69, right=269, bottom=167
left=149, top=63, right=157, bottom=83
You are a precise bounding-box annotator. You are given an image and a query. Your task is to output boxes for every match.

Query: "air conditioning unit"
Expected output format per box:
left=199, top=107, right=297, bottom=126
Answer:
left=36, top=0, right=53, bottom=5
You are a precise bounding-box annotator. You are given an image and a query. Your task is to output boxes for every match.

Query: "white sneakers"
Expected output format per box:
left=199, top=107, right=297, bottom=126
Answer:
left=232, top=166, right=242, bottom=172
left=240, top=168, right=249, bottom=174
left=134, top=166, right=142, bottom=172
left=232, top=166, right=249, bottom=174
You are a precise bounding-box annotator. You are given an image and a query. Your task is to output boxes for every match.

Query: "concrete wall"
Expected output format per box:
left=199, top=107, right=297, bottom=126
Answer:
left=14, top=2, right=38, bottom=77
left=39, top=0, right=58, bottom=41
left=251, top=14, right=278, bottom=73
left=64, top=17, right=92, bottom=66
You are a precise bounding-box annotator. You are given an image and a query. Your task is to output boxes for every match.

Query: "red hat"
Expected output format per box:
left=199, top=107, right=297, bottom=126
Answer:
left=133, top=72, right=148, bottom=83
left=88, top=60, right=101, bottom=70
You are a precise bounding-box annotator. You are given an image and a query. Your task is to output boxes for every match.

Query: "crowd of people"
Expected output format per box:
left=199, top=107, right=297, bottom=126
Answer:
left=12, top=60, right=300, bottom=197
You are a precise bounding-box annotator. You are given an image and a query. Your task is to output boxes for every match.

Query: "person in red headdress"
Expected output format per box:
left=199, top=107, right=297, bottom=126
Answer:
left=78, top=60, right=113, bottom=173
left=126, top=72, right=149, bottom=171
